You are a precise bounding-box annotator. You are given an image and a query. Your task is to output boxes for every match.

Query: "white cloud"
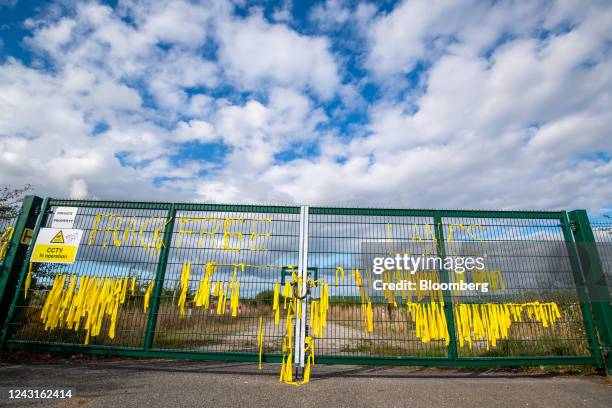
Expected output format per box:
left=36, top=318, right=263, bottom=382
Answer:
left=271, top=0, right=292, bottom=23
left=174, top=120, right=216, bottom=143
left=310, top=0, right=377, bottom=33
left=69, top=178, right=88, bottom=199
left=0, top=58, right=181, bottom=200
left=365, top=0, right=563, bottom=77
left=208, top=87, right=326, bottom=175
left=310, top=0, right=352, bottom=28
left=184, top=0, right=612, bottom=214
left=24, top=1, right=220, bottom=116
left=217, top=12, right=340, bottom=100
left=0, top=0, right=610, bottom=217
left=367, top=0, right=460, bottom=75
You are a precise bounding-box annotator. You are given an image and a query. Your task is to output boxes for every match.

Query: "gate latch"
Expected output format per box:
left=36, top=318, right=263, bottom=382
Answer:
left=291, top=279, right=318, bottom=300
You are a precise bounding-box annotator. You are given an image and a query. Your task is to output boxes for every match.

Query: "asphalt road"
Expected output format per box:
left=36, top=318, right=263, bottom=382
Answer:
left=0, top=358, right=610, bottom=407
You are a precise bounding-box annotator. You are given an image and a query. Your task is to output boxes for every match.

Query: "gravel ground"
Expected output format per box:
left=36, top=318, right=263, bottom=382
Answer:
left=0, top=357, right=610, bottom=408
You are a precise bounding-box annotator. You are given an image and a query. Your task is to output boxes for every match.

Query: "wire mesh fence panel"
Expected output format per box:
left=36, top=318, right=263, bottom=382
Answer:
left=152, top=208, right=300, bottom=355
left=6, top=205, right=167, bottom=348
left=307, top=212, right=448, bottom=358
left=591, top=222, right=612, bottom=291
left=306, top=210, right=593, bottom=362
left=1, top=200, right=602, bottom=366
left=441, top=216, right=591, bottom=358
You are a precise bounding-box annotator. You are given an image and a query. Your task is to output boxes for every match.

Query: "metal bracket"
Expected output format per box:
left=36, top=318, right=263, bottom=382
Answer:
left=569, top=221, right=578, bottom=233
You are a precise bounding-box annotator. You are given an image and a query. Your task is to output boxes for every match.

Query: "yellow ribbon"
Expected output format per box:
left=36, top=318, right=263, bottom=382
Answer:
left=257, top=316, right=264, bottom=369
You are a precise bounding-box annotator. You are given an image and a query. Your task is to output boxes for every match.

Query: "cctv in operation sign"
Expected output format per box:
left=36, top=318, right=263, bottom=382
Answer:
left=31, top=228, right=84, bottom=264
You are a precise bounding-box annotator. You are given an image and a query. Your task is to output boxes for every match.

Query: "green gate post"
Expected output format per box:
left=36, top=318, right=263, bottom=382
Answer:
left=568, top=210, right=612, bottom=373
left=0, top=195, right=42, bottom=336
left=0, top=197, right=49, bottom=347
left=561, top=212, right=604, bottom=369
left=143, top=205, right=176, bottom=351
left=433, top=212, right=459, bottom=361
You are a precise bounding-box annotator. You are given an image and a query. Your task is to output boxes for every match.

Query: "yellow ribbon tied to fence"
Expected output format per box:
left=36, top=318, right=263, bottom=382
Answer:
left=406, top=301, right=450, bottom=345
left=40, top=274, right=133, bottom=344
left=177, top=261, right=191, bottom=317
left=194, top=262, right=216, bottom=309
left=347, top=268, right=373, bottom=334
left=0, top=226, right=14, bottom=261
left=228, top=264, right=243, bottom=317
left=282, top=280, right=291, bottom=309
left=230, top=280, right=240, bottom=317
left=309, top=283, right=329, bottom=337
left=453, top=302, right=561, bottom=350
left=301, top=336, right=315, bottom=384
left=279, top=295, right=295, bottom=384
left=273, top=282, right=281, bottom=324
left=24, top=263, right=33, bottom=299
left=364, top=300, right=373, bottom=333
left=143, top=279, right=155, bottom=313
left=403, top=301, right=562, bottom=349
left=215, top=281, right=227, bottom=315
left=335, top=267, right=344, bottom=287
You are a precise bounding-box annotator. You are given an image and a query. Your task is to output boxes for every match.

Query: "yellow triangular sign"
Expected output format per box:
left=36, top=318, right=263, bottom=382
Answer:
left=50, top=230, right=65, bottom=244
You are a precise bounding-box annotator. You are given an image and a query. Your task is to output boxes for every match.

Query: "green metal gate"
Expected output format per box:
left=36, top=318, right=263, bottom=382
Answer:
left=0, top=198, right=610, bottom=373
left=1, top=199, right=301, bottom=363
left=307, top=208, right=602, bottom=367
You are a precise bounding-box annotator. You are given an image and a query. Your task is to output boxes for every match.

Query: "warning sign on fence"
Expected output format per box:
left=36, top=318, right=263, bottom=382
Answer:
left=51, top=206, right=78, bottom=228
left=31, top=228, right=83, bottom=264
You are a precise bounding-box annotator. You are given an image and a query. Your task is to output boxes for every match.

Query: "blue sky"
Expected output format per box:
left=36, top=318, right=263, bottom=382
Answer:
left=0, top=0, right=611, bottom=218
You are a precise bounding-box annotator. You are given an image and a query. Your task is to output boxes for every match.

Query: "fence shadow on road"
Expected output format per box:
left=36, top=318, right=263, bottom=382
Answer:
left=12, top=358, right=566, bottom=381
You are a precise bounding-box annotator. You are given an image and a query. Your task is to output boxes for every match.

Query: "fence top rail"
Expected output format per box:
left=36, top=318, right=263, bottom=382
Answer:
left=309, top=207, right=566, bottom=219
left=44, top=198, right=569, bottom=219
left=47, top=199, right=301, bottom=214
